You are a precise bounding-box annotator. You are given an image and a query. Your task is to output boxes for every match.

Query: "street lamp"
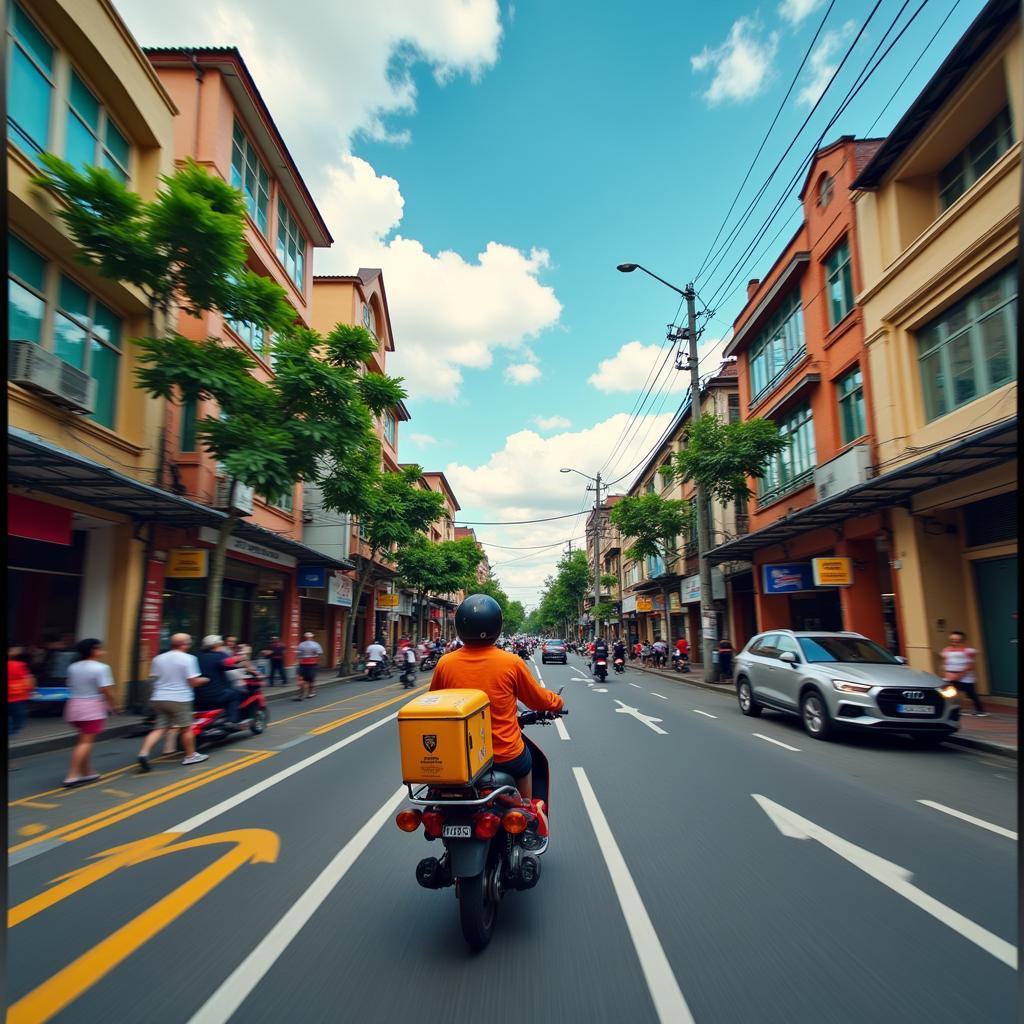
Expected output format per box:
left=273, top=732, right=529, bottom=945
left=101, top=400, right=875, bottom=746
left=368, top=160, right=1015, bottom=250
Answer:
left=560, top=466, right=603, bottom=640
left=616, top=261, right=718, bottom=682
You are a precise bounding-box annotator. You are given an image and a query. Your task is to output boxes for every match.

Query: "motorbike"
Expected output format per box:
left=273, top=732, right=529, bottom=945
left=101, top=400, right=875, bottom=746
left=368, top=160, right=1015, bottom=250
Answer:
left=396, top=702, right=568, bottom=951
left=192, top=673, right=268, bottom=747
left=419, top=652, right=438, bottom=672
left=593, top=657, right=608, bottom=681
left=672, top=650, right=691, bottom=674
left=516, top=646, right=530, bottom=661
left=400, top=651, right=418, bottom=689
left=366, top=656, right=394, bottom=681
left=613, top=656, right=625, bottom=674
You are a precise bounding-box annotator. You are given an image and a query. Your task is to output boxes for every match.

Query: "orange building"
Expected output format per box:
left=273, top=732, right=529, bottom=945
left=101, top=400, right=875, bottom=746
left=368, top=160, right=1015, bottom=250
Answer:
left=713, top=137, right=901, bottom=648
left=140, top=48, right=346, bottom=675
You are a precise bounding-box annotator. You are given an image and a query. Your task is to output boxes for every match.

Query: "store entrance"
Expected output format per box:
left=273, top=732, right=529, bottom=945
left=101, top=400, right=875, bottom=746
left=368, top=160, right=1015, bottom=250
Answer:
left=790, top=590, right=843, bottom=631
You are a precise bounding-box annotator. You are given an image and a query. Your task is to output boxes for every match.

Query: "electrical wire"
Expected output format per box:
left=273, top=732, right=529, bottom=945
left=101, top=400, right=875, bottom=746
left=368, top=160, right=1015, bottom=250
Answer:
left=454, top=510, right=591, bottom=526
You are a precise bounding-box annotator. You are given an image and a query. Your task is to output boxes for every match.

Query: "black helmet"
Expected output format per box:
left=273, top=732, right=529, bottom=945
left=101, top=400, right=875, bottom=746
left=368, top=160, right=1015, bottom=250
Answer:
left=455, top=594, right=503, bottom=647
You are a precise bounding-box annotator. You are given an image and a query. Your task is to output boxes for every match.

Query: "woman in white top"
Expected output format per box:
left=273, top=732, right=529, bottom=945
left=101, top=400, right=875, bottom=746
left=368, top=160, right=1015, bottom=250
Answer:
left=62, top=638, right=117, bottom=786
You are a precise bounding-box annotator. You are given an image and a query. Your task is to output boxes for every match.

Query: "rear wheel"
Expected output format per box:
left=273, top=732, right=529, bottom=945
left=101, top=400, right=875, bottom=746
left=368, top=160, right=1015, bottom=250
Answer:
left=458, top=868, right=499, bottom=951
left=250, top=707, right=268, bottom=734
left=737, top=678, right=762, bottom=717
left=801, top=690, right=832, bottom=740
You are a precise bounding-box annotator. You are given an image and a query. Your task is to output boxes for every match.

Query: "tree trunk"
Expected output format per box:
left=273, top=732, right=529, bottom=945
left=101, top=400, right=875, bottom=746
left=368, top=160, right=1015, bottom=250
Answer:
left=204, top=511, right=240, bottom=636
left=662, top=581, right=672, bottom=646
left=342, top=559, right=375, bottom=674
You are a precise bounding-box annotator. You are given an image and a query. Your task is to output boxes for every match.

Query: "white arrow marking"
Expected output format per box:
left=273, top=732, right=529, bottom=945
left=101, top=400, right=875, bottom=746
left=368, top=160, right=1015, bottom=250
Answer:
left=753, top=794, right=1018, bottom=969
left=614, top=699, right=667, bottom=735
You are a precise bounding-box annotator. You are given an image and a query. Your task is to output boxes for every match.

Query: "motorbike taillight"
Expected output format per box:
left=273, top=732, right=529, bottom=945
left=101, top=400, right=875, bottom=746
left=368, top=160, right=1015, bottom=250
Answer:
left=421, top=810, right=444, bottom=838
left=473, top=812, right=501, bottom=839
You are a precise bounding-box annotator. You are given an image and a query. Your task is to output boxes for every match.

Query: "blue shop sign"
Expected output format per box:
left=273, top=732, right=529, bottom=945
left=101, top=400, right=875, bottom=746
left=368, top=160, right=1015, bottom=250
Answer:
left=298, top=566, right=327, bottom=588
left=762, top=563, right=815, bottom=594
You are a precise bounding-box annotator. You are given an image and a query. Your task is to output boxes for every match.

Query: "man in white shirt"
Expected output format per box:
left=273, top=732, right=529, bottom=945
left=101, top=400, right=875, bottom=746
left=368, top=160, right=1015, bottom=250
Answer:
left=295, top=632, right=323, bottom=701
left=138, top=633, right=208, bottom=772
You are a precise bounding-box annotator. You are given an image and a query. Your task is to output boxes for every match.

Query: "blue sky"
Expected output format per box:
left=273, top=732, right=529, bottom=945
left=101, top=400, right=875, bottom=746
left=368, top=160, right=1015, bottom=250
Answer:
left=118, top=0, right=985, bottom=605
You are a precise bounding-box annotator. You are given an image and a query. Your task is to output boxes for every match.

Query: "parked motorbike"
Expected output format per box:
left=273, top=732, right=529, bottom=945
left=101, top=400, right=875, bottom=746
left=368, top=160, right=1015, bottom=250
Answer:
left=397, top=704, right=568, bottom=950
left=593, top=657, right=608, bottom=681
left=672, top=650, right=691, bottom=674
left=192, top=673, right=268, bottom=747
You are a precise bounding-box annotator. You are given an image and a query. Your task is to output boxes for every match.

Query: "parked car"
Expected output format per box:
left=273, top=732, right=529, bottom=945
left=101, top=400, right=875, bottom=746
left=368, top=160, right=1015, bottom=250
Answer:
left=733, top=631, right=960, bottom=744
left=541, top=640, right=568, bottom=665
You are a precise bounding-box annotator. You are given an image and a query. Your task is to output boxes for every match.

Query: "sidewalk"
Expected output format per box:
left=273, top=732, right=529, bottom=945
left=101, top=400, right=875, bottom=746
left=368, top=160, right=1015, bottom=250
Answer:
left=9, top=666, right=365, bottom=760
left=630, top=663, right=1017, bottom=758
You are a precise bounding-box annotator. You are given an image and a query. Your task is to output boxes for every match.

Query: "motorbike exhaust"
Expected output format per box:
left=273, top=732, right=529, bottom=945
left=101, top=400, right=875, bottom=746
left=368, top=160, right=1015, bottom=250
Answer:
left=416, top=856, right=453, bottom=890
left=515, top=855, right=541, bottom=891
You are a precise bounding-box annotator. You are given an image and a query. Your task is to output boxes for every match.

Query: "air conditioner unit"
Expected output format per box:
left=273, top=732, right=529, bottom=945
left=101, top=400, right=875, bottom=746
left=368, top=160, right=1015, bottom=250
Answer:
left=814, top=444, right=873, bottom=501
left=214, top=477, right=255, bottom=515
left=302, top=510, right=314, bottom=523
left=8, top=340, right=96, bottom=415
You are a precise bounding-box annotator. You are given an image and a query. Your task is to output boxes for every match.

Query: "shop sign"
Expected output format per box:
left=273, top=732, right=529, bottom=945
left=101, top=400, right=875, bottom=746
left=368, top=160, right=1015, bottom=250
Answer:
left=328, top=572, right=353, bottom=607
left=669, top=593, right=682, bottom=613
left=621, top=595, right=637, bottom=614
left=636, top=597, right=653, bottom=613
left=762, top=563, right=814, bottom=594
left=812, top=557, right=853, bottom=587
left=198, top=527, right=297, bottom=568
left=166, top=548, right=208, bottom=578
left=681, top=570, right=727, bottom=603
left=429, top=606, right=442, bottom=620
left=8, top=494, right=72, bottom=545
left=377, top=592, right=400, bottom=608
left=398, top=592, right=414, bottom=616
left=139, top=559, right=165, bottom=663
left=298, top=566, right=327, bottom=588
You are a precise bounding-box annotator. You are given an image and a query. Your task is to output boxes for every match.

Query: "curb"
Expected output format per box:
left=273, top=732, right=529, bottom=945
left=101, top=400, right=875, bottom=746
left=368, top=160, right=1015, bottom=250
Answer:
left=630, top=664, right=734, bottom=697
left=944, top=734, right=1018, bottom=759
left=9, top=671, right=368, bottom=760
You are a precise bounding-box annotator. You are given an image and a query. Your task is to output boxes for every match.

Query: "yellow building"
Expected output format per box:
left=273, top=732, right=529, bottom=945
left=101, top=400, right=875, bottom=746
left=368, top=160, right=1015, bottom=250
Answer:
left=852, top=0, right=1019, bottom=699
left=6, top=0, right=224, bottom=702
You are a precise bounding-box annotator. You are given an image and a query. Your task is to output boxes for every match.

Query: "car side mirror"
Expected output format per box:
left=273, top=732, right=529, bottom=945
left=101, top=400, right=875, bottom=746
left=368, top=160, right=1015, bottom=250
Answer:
left=779, top=652, right=797, bottom=665
left=895, top=656, right=907, bottom=664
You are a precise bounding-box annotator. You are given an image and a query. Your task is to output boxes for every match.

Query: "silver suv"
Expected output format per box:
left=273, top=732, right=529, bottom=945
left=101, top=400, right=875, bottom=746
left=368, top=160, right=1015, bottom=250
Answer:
left=734, top=631, right=960, bottom=744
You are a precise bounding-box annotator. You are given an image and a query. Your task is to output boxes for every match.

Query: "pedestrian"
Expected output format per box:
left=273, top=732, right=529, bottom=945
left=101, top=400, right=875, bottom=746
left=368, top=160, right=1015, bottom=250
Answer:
left=940, top=631, right=987, bottom=716
left=261, top=635, right=287, bottom=687
left=62, top=638, right=117, bottom=786
left=8, top=644, right=36, bottom=737
left=717, top=638, right=734, bottom=680
left=296, top=631, right=323, bottom=700
left=138, top=633, right=209, bottom=772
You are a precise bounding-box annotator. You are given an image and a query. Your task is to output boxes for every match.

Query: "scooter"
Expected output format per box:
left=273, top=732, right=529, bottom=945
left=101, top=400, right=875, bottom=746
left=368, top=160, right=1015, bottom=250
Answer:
left=192, top=673, right=268, bottom=747
left=419, top=652, right=438, bottom=672
left=396, top=703, right=568, bottom=951
left=672, top=650, right=691, bottom=674
left=366, top=656, right=394, bottom=681
left=400, top=651, right=418, bottom=689
left=593, top=657, right=608, bottom=682
left=613, top=656, right=625, bottom=674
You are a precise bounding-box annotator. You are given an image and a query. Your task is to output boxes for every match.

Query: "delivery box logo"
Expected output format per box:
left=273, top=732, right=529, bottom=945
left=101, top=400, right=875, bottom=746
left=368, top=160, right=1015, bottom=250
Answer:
left=422, top=734, right=438, bottom=753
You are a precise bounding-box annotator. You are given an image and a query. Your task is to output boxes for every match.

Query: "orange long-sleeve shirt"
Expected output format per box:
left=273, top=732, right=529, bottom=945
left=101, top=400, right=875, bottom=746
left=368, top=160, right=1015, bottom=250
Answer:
left=429, top=644, right=563, bottom=763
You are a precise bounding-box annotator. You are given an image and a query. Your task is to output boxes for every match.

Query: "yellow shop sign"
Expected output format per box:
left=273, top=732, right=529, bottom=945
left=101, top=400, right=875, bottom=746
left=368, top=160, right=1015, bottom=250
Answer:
left=812, top=557, right=853, bottom=586
left=165, top=548, right=208, bottom=578
left=376, top=592, right=400, bottom=608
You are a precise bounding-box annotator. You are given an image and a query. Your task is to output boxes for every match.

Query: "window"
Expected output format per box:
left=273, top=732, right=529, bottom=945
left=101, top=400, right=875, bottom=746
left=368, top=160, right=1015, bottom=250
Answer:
left=836, top=366, right=866, bottom=444
left=383, top=411, right=396, bottom=446
left=797, top=636, right=899, bottom=664
left=759, top=404, right=816, bottom=503
left=7, top=1, right=54, bottom=153
left=225, top=315, right=269, bottom=356
left=776, top=634, right=801, bottom=661
left=644, top=479, right=655, bottom=495
left=231, top=121, right=270, bottom=235
left=269, top=489, right=293, bottom=514
left=817, top=173, right=834, bottom=208
left=748, top=291, right=806, bottom=403
left=824, top=238, right=854, bottom=328
left=66, top=70, right=129, bottom=183
left=276, top=199, right=306, bottom=292
left=362, top=301, right=378, bottom=338
left=180, top=397, right=198, bottom=452
left=8, top=234, right=121, bottom=429
left=727, top=392, right=741, bottom=423
left=917, top=265, right=1017, bottom=422
left=939, top=108, right=1014, bottom=211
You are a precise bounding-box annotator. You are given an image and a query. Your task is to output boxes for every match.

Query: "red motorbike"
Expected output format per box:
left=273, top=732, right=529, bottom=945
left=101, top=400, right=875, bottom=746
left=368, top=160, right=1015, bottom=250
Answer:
left=192, top=672, right=269, bottom=746
left=395, top=704, right=567, bottom=951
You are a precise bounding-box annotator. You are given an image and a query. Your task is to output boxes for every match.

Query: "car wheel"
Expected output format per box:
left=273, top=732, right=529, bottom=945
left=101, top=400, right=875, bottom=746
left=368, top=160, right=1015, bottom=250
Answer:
left=801, top=690, right=831, bottom=740
left=737, top=678, right=762, bottom=717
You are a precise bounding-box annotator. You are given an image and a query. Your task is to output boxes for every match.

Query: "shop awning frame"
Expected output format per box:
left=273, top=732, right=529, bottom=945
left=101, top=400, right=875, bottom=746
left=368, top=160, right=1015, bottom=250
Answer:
left=705, top=417, right=1017, bottom=565
left=234, top=521, right=353, bottom=571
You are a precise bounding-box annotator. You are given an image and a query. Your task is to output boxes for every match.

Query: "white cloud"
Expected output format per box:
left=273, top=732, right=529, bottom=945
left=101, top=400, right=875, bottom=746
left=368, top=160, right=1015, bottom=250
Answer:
left=798, top=22, right=856, bottom=107
left=534, top=415, right=571, bottom=431
left=588, top=338, right=725, bottom=394
left=505, top=362, right=542, bottom=385
left=446, top=411, right=676, bottom=606
left=778, top=0, right=824, bottom=26
left=116, top=0, right=562, bottom=402
left=408, top=432, right=438, bottom=446
left=691, top=17, right=779, bottom=105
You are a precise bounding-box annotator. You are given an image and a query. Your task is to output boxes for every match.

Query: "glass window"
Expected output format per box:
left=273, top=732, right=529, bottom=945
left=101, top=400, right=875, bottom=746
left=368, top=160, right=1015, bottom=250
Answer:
left=180, top=397, right=198, bottom=452
left=748, top=291, right=805, bottom=403
left=797, top=636, right=900, bottom=664
left=269, top=489, right=293, bottom=513
left=276, top=198, right=306, bottom=293
left=727, top=392, right=740, bottom=423
left=759, top=404, right=816, bottom=503
left=776, top=635, right=801, bottom=660
left=836, top=366, right=866, bottom=444
left=230, top=120, right=270, bottom=235
left=917, top=265, right=1017, bottom=421
left=64, top=68, right=130, bottom=182
left=8, top=234, right=47, bottom=342
left=383, top=412, right=396, bottom=446
left=939, top=108, right=1014, bottom=210
left=7, top=1, right=54, bottom=154
left=824, top=238, right=854, bottom=328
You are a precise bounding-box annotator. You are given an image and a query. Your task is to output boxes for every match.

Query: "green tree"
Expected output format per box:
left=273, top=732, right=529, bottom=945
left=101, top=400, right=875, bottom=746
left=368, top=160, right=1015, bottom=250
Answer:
left=475, top=573, right=527, bottom=636
left=504, top=599, right=527, bottom=635
left=33, top=156, right=404, bottom=636
left=396, top=535, right=483, bottom=642
left=342, top=468, right=448, bottom=669
left=610, top=494, right=692, bottom=643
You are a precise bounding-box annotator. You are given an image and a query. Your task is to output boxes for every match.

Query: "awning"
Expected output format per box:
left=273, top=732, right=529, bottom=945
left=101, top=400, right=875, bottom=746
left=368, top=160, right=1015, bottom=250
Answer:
left=706, top=417, right=1017, bottom=565
left=234, top=521, right=352, bottom=571
left=8, top=427, right=225, bottom=528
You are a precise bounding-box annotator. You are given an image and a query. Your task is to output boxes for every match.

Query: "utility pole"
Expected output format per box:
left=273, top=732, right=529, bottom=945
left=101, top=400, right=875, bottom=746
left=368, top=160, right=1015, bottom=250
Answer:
left=590, top=473, right=603, bottom=641
left=684, top=284, right=717, bottom=682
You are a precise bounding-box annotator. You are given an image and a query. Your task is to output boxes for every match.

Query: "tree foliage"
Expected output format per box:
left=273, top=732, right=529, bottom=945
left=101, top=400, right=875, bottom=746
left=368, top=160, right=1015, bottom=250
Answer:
left=664, top=413, right=789, bottom=507
left=474, top=574, right=527, bottom=635
left=396, top=535, right=483, bottom=640
left=528, top=550, right=592, bottom=636
left=609, top=494, right=692, bottom=569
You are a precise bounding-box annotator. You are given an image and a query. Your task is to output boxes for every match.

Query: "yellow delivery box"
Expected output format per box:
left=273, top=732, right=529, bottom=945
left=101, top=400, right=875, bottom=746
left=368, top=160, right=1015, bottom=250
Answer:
left=398, top=689, right=493, bottom=786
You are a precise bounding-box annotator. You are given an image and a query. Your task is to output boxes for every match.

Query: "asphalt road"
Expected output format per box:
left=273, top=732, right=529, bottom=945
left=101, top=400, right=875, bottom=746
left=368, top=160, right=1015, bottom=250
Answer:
left=7, top=654, right=1018, bottom=1023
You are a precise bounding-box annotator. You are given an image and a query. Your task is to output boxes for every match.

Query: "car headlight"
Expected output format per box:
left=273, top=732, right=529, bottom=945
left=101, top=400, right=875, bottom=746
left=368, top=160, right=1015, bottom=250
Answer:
left=938, top=684, right=958, bottom=699
left=831, top=679, right=873, bottom=694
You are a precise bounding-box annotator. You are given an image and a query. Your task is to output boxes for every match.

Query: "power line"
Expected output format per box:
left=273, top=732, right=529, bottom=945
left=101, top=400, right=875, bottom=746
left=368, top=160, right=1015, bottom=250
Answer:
left=454, top=510, right=588, bottom=526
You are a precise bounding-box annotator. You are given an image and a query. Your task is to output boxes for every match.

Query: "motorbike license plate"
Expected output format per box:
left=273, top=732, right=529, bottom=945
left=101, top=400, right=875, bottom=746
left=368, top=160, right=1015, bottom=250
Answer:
left=442, top=825, right=472, bottom=838
left=897, top=704, right=933, bottom=714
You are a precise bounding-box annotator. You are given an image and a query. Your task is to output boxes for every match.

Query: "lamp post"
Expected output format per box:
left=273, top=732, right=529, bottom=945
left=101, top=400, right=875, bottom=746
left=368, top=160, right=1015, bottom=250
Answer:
left=616, top=263, right=718, bottom=682
left=560, top=467, right=603, bottom=640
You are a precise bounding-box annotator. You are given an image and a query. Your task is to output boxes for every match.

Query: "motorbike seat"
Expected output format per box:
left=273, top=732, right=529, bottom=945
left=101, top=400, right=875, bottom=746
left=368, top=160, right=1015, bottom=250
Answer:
left=480, top=769, right=518, bottom=793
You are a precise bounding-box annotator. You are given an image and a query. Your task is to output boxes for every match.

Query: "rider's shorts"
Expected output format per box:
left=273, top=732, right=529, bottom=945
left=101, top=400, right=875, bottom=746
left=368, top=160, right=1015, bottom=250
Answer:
left=495, top=743, right=532, bottom=780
